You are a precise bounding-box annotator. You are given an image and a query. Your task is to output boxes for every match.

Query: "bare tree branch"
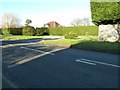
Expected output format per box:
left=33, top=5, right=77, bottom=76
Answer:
left=1, top=12, right=20, bottom=28
left=70, top=18, right=90, bottom=26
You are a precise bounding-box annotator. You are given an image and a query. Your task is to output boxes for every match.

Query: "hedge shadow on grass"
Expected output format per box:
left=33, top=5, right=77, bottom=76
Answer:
left=70, top=41, right=120, bottom=55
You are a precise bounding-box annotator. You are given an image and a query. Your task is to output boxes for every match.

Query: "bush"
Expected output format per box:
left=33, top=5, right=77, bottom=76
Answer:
left=2, top=28, right=11, bottom=35
left=10, top=28, right=23, bottom=35
left=65, top=32, right=78, bottom=39
left=36, top=27, right=49, bottom=36
left=22, top=26, right=36, bottom=36
left=49, top=26, right=98, bottom=36
left=90, top=2, right=120, bottom=25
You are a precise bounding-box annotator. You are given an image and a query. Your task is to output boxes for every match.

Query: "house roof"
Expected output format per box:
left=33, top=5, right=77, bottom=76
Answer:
left=46, top=21, right=60, bottom=25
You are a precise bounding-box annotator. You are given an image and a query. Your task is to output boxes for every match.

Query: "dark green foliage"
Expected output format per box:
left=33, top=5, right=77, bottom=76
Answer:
left=2, top=28, right=11, bottom=35
left=49, top=26, right=98, bottom=36
left=0, top=28, right=3, bottom=35
left=22, top=26, right=36, bottom=36
left=65, top=33, right=78, bottom=39
left=36, top=27, right=49, bottom=36
left=90, top=1, right=120, bottom=25
left=25, top=19, right=32, bottom=26
left=10, top=28, right=23, bottom=35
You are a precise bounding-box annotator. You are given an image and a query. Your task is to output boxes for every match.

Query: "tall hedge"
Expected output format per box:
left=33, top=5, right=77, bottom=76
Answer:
left=10, top=28, right=23, bottom=35
left=90, top=1, right=120, bottom=25
left=22, top=26, right=36, bottom=36
left=36, top=27, right=49, bottom=36
left=49, top=26, right=98, bottom=36
left=2, top=28, right=11, bottom=35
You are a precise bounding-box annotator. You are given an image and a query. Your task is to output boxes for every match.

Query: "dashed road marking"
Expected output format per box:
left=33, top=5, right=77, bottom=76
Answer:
left=75, top=59, right=96, bottom=66
left=76, top=58, right=120, bottom=68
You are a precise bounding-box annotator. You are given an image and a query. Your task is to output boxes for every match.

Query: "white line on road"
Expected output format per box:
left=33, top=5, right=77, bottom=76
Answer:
left=20, top=46, right=54, bottom=55
left=76, top=58, right=120, bottom=68
left=75, top=60, right=96, bottom=66
left=8, top=48, right=64, bottom=68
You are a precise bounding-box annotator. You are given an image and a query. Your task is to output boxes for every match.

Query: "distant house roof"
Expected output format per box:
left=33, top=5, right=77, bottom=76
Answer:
left=45, top=21, right=60, bottom=27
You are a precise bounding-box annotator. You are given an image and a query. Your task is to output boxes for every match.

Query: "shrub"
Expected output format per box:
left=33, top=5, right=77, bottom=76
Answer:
left=22, top=26, right=36, bottom=36
left=90, top=1, right=120, bottom=25
left=2, top=28, right=11, bottom=35
left=65, top=32, right=78, bottom=39
left=36, top=27, right=49, bottom=36
left=10, top=28, right=23, bottom=35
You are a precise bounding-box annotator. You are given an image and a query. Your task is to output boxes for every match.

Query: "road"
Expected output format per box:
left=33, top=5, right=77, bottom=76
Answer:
left=1, top=39, right=120, bottom=88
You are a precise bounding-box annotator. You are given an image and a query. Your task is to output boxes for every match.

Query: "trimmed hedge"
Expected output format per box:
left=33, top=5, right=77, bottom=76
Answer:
left=1, top=26, right=98, bottom=36
left=22, top=26, right=36, bottom=36
left=2, top=28, right=23, bottom=35
left=90, top=2, right=120, bottom=25
left=36, top=27, right=49, bottom=36
left=10, top=28, right=23, bottom=35
left=49, top=26, right=98, bottom=36
left=2, top=28, right=11, bottom=35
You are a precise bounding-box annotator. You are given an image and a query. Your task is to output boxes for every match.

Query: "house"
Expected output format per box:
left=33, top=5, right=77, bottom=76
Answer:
left=45, top=21, right=61, bottom=27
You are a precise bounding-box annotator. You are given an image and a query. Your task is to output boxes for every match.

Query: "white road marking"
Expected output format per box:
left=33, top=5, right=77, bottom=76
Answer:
left=75, top=60, right=96, bottom=65
left=76, top=58, right=120, bottom=68
left=8, top=47, right=65, bottom=68
left=20, top=46, right=54, bottom=55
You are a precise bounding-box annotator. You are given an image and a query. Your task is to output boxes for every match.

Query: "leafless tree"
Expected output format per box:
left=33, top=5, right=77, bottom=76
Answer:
left=70, top=17, right=90, bottom=26
left=83, top=17, right=90, bottom=26
left=70, top=18, right=83, bottom=26
left=1, top=12, right=20, bottom=28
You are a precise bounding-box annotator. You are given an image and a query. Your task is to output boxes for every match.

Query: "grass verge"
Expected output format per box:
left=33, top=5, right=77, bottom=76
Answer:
left=39, top=36, right=119, bottom=54
left=71, top=41, right=120, bottom=54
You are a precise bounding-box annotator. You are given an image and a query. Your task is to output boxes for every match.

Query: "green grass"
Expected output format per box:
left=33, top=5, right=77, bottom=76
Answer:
left=40, top=39, right=80, bottom=47
left=39, top=36, right=120, bottom=54
left=1, top=35, right=119, bottom=54
left=71, top=41, right=119, bottom=54
left=1, top=35, right=43, bottom=40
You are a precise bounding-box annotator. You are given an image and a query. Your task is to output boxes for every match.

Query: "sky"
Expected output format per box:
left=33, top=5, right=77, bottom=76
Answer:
left=0, top=0, right=92, bottom=27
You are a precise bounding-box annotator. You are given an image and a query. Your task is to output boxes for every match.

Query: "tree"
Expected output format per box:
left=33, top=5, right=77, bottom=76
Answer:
left=25, top=19, right=32, bottom=26
left=70, top=18, right=83, bottom=26
left=1, top=12, right=20, bottom=28
left=70, top=18, right=90, bottom=26
left=90, top=1, right=120, bottom=42
left=83, top=17, right=90, bottom=26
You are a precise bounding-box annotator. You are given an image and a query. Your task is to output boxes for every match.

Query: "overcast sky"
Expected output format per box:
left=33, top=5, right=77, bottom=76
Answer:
left=0, top=0, right=91, bottom=27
